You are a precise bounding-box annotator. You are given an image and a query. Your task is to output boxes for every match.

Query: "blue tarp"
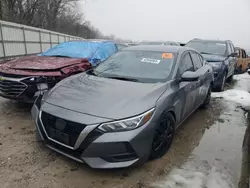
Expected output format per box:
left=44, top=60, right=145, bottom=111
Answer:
left=40, top=41, right=118, bottom=66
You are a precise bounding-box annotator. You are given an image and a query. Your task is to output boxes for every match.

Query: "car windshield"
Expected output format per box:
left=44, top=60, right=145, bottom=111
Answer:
left=186, top=41, right=227, bottom=56
left=139, top=42, right=165, bottom=45
left=247, top=51, right=250, bottom=56
left=93, top=50, right=175, bottom=83
left=116, top=44, right=127, bottom=50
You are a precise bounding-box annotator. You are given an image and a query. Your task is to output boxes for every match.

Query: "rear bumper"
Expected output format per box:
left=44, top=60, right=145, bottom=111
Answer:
left=31, top=104, right=155, bottom=169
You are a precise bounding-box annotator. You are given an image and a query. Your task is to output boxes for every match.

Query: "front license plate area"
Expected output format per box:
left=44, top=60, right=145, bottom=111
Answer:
left=48, top=128, right=70, bottom=145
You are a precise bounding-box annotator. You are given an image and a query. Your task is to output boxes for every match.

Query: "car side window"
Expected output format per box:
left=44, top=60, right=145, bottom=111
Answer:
left=229, top=43, right=235, bottom=53
left=227, top=44, right=232, bottom=54
left=242, top=50, right=247, bottom=58
left=198, top=55, right=204, bottom=65
left=190, top=52, right=203, bottom=71
left=177, top=52, right=194, bottom=77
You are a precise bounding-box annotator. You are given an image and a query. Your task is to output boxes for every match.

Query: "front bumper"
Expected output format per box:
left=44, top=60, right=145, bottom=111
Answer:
left=212, top=71, right=224, bottom=89
left=0, top=75, right=58, bottom=102
left=31, top=103, right=155, bottom=169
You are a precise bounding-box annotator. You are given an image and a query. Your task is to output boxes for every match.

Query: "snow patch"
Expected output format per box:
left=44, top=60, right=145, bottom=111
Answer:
left=212, top=90, right=250, bottom=110
left=152, top=167, right=233, bottom=188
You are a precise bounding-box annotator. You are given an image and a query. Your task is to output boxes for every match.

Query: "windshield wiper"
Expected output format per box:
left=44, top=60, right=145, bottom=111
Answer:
left=87, top=69, right=98, bottom=76
left=106, top=76, right=139, bottom=82
left=200, top=52, right=214, bottom=55
left=48, top=55, right=71, bottom=58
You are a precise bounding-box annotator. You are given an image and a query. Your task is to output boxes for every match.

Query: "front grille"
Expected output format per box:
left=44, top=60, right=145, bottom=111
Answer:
left=0, top=72, right=26, bottom=79
left=41, top=112, right=87, bottom=147
left=37, top=119, right=103, bottom=161
left=214, top=72, right=218, bottom=78
left=0, top=79, right=27, bottom=97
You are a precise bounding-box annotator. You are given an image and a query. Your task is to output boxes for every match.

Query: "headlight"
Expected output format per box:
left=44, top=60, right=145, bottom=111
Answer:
left=98, top=108, right=155, bottom=132
left=209, top=62, right=222, bottom=69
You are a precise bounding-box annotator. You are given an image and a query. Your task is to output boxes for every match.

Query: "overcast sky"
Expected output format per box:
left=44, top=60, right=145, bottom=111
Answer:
left=80, top=0, right=250, bottom=49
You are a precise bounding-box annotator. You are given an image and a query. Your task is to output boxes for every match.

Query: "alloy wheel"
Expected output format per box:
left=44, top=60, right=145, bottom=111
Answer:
left=150, top=114, right=175, bottom=159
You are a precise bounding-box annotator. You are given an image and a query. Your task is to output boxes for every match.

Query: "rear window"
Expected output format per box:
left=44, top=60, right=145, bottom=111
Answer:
left=94, top=50, right=175, bottom=83
left=186, top=41, right=227, bottom=56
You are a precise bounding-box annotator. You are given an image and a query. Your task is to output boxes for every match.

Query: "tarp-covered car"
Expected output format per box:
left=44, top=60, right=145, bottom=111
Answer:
left=0, top=40, right=118, bottom=102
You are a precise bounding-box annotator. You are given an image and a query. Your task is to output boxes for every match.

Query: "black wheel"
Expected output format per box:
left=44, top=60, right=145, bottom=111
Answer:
left=150, top=112, right=175, bottom=160
left=216, top=73, right=226, bottom=92
left=200, top=85, right=211, bottom=109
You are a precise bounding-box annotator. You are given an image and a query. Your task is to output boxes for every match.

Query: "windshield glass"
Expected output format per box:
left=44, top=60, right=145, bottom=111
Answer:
left=186, top=41, right=227, bottom=56
left=116, top=44, right=127, bottom=50
left=139, top=41, right=165, bottom=45
left=247, top=51, right=250, bottom=56
left=93, top=50, right=175, bottom=83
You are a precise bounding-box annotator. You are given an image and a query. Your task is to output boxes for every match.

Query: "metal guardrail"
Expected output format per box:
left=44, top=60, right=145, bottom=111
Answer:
left=0, top=20, right=84, bottom=60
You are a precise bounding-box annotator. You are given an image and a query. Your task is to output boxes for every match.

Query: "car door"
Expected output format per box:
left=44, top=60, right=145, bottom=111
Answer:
left=190, top=51, right=210, bottom=107
left=177, top=52, right=197, bottom=121
left=228, top=43, right=237, bottom=76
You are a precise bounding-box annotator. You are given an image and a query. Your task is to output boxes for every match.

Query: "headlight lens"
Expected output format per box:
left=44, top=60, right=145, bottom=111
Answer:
left=209, top=62, right=222, bottom=69
left=98, top=108, right=155, bottom=132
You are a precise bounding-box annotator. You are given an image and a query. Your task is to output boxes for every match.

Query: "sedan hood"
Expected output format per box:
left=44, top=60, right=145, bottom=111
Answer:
left=45, top=74, right=167, bottom=120
left=202, top=54, right=226, bottom=62
left=1, top=55, right=88, bottom=71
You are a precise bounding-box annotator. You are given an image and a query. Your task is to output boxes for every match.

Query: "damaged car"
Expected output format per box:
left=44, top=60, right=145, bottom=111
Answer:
left=186, top=39, right=238, bottom=91
left=32, top=45, right=213, bottom=169
left=0, top=40, right=118, bottom=102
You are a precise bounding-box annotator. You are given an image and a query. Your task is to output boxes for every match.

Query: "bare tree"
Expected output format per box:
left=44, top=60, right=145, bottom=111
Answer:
left=0, top=0, right=108, bottom=39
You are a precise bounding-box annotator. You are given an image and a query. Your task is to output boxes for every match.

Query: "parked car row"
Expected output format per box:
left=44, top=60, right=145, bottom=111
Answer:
left=0, top=38, right=239, bottom=169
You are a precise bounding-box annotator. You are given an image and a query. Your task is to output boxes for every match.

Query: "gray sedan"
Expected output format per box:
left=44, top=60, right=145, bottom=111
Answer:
left=31, top=45, right=213, bottom=169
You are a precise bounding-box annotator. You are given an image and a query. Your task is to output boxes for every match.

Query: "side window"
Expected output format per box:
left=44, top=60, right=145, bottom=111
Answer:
left=227, top=44, right=232, bottom=54
left=177, top=52, right=194, bottom=77
left=229, top=43, right=235, bottom=53
left=190, top=52, right=203, bottom=71
left=242, top=50, right=247, bottom=58
left=198, top=55, right=204, bottom=65
left=231, top=43, right=235, bottom=52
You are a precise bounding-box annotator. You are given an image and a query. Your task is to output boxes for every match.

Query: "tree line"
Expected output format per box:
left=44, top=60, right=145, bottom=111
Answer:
left=0, top=0, right=112, bottom=39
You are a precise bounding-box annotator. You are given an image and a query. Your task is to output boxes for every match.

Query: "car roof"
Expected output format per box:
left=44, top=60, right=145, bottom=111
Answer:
left=122, top=45, right=193, bottom=53
left=188, top=38, right=231, bottom=44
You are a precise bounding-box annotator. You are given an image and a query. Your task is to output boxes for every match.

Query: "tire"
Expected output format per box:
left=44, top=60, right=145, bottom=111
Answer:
left=150, top=112, right=175, bottom=160
left=227, top=74, right=233, bottom=82
left=227, top=71, right=233, bottom=82
left=200, top=85, right=211, bottom=109
left=216, top=73, right=226, bottom=92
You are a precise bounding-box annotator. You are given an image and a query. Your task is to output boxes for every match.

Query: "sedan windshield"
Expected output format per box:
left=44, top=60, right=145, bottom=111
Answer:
left=139, top=41, right=165, bottom=45
left=186, top=41, right=227, bottom=56
left=93, top=50, right=175, bottom=83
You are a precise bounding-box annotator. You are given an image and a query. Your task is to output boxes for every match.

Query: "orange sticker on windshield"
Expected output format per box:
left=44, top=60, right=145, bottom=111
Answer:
left=162, top=53, right=173, bottom=59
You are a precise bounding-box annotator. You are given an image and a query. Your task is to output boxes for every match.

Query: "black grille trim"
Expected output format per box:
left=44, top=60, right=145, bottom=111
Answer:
left=0, top=79, right=27, bottom=97
left=41, top=112, right=87, bottom=147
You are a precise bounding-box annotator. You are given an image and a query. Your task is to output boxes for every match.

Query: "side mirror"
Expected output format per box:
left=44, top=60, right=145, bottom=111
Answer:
left=92, top=59, right=101, bottom=66
left=228, top=52, right=238, bottom=58
left=181, top=71, right=199, bottom=82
